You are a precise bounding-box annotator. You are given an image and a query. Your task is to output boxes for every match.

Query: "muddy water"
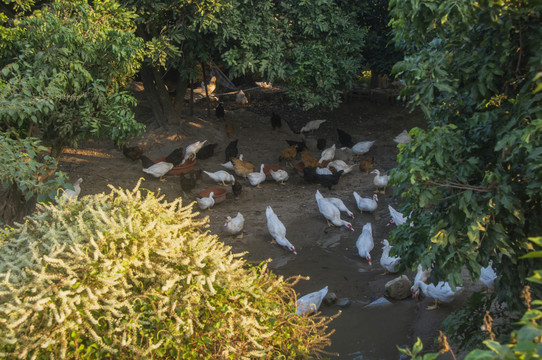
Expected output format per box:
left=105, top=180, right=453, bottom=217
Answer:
left=266, top=210, right=417, bottom=360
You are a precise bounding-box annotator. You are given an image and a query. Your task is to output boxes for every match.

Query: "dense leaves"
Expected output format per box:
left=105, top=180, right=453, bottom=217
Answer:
left=126, top=0, right=365, bottom=112
left=389, top=0, right=542, bottom=333
left=0, top=0, right=145, bottom=157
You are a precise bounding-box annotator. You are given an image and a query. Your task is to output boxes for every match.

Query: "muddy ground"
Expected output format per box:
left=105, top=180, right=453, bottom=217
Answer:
left=58, top=86, right=481, bottom=359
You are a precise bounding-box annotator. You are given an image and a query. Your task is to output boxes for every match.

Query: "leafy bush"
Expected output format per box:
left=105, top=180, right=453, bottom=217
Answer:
left=0, top=180, right=335, bottom=359
left=399, top=237, right=542, bottom=360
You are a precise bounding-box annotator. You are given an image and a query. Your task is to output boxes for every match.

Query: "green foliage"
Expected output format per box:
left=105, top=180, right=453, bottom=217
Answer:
left=397, top=238, right=542, bottom=360
left=389, top=0, right=542, bottom=314
left=0, top=179, right=336, bottom=359
left=126, top=0, right=365, bottom=110
left=0, top=131, right=68, bottom=203
left=0, top=0, right=145, bottom=156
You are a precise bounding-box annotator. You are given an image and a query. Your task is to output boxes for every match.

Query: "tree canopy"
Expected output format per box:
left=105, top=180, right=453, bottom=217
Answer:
left=0, top=0, right=145, bottom=157
left=389, top=0, right=542, bottom=323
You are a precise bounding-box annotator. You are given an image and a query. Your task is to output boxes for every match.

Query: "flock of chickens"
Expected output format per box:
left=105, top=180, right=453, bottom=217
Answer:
left=68, top=104, right=497, bottom=317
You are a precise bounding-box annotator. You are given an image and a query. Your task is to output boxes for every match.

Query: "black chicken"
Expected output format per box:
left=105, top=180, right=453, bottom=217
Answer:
left=316, top=170, right=344, bottom=190
left=286, top=140, right=307, bottom=154
left=215, top=102, right=225, bottom=120
left=180, top=172, right=197, bottom=194
left=317, top=138, right=327, bottom=151
left=232, top=180, right=242, bottom=198
left=196, top=143, right=218, bottom=160
left=122, top=144, right=145, bottom=161
left=337, top=128, right=354, bottom=148
left=271, top=112, right=281, bottom=130
left=225, top=139, right=239, bottom=162
left=302, top=166, right=319, bottom=184
left=165, top=148, right=184, bottom=166
left=140, top=155, right=155, bottom=169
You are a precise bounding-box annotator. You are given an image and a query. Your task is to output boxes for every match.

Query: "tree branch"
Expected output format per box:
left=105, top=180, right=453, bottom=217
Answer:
left=425, top=180, right=492, bottom=193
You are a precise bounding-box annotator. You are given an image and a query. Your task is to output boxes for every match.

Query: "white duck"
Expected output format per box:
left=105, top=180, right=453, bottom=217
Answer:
left=326, top=197, right=355, bottom=219
left=60, top=178, right=83, bottom=202
left=394, top=129, right=411, bottom=144
left=327, top=160, right=355, bottom=174
left=300, top=119, right=326, bottom=133
left=266, top=206, right=297, bottom=254
left=415, top=280, right=463, bottom=310
left=356, top=222, right=374, bottom=265
left=296, top=286, right=329, bottom=316
left=388, top=205, right=408, bottom=226
left=221, top=154, right=243, bottom=171
left=353, top=192, right=378, bottom=213
left=203, top=170, right=235, bottom=185
left=270, top=169, right=289, bottom=185
left=479, top=261, right=497, bottom=292
left=380, top=239, right=400, bottom=273
left=315, top=190, right=354, bottom=231
left=182, top=140, right=207, bottom=164
left=352, top=140, right=375, bottom=155
left=247, top=164, right=266, bottom=187
left=371, top=169, right=389, bottom=193
left=316, top=167, right=333, bottom=175
left=224, top=212, right=245, bottom=237
left=411, top=264, right=432, bottom=299
left=143, top=161, right=174, bottom=179
left=197, top=191, right=215, bottom=210
left=319, top=144, right=335, bottom=164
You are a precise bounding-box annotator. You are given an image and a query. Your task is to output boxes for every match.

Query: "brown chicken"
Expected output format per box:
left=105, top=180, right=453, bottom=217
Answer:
left=232, top=157, right=255, bottom=178
left=359, top=156, right=374, bottom=174
left=225, top=122, right=234, bottom=138
left=301, top=149, right=319, bottom=168
left=279, top=145, right=297, bottom=166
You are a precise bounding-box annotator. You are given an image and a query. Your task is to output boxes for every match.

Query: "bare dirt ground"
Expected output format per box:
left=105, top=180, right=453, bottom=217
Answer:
left=58, top=87, right=479, bottom=359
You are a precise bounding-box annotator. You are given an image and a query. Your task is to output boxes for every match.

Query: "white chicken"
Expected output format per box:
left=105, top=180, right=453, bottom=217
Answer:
left=414, top=280, right=463, bottom=310
left=270, top=169, right=289, bottom=185
left=394, top=129, right=411, bottom=144
left=255, top=81, right=272, bottom=89
left=371, top=169, right=389, bottom=193
left=182, top=140, right=207, bottom=164
left=356, top=222, right=374, bottom=265
left=143, top=161, right=174, bottom=179
left=203, top=170, right=235, bottom=185
left=380, top=239, right=400, bottom=273
left=326, top=197, right=355, bottom=219
left=197, top=191, right=215, bottom=210
left=247, top=164, right=266, bottom=187
left=315, top=190, right=354, bottom=231
left=300, top=120, right=326, bottom=133
left=480, top=261, right=497, bottom=292
left=327, top=160, right=355, bottom=174
left=224, top=212, right=245, bottom=237
left=353, top=192, right=378, bottom=213
left=319, top=144, right=335, bottom=164
left=296, top=286, right=329, bottom=316
left=316, top=167, right=333, bottom=175
left=60, top=178, right=83, bottom=202
left=266, top=206, right=297, bottom=254
left=352, top=140, right=375, bottom=155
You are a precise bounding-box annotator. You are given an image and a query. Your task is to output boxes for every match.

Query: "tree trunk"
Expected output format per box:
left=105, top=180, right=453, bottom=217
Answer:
left=140, top=65, right=182, bottom=126
left=0, top=183, right=35, bottom=225
left=174, top=74, right=189, bottom=115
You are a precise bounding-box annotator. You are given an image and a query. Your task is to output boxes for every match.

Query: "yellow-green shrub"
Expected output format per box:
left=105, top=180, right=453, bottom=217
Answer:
left=0, top=180, right=335, bottom=359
